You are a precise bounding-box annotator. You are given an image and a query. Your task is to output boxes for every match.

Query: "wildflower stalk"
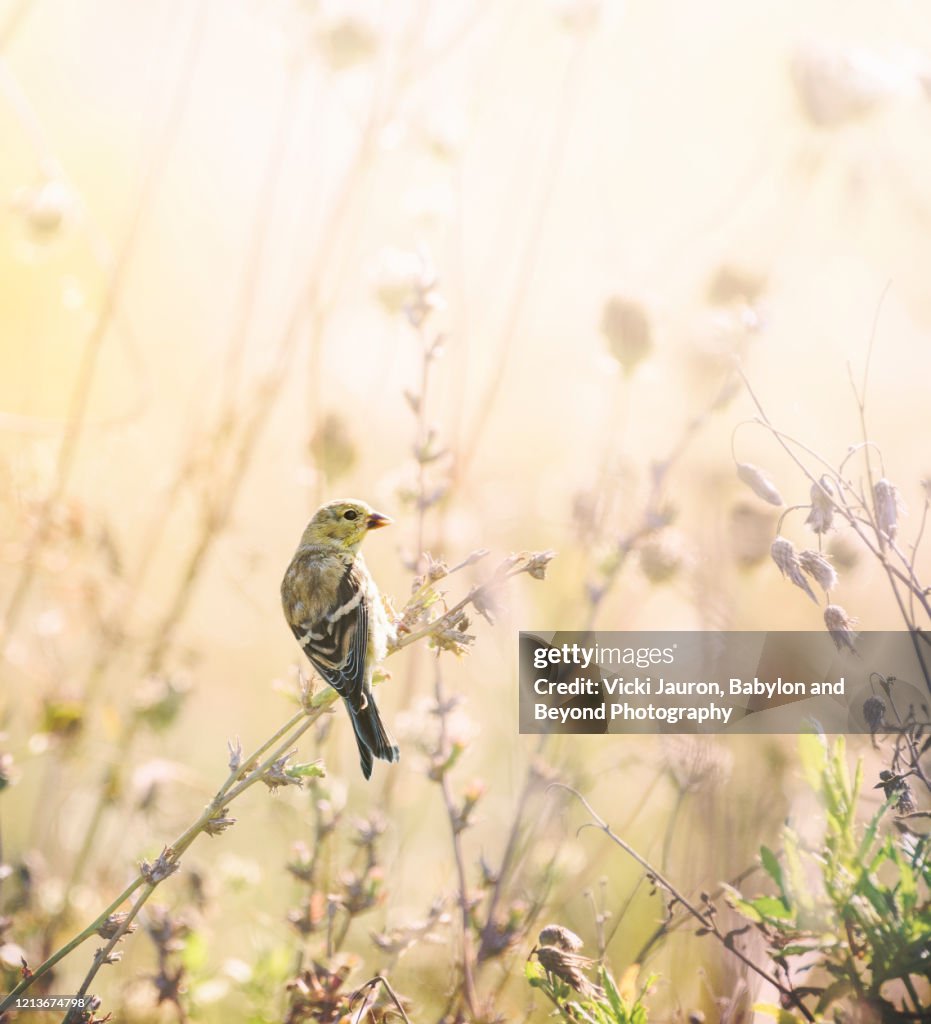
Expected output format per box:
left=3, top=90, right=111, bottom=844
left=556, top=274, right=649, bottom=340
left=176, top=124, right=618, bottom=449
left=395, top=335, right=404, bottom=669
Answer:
left=433, top=659, right=480, bottom=1018
left=1, top=700, right=313, bottom=1015
left=586, top=383, right=726, bottom=629
left=2, top=548, right=552, bottom=1016
left=550, top=783, right=817, bottom=1022
left=476, top=739, right=545, bottom=964
left=738, top=366, right=931, bottom=697
left=0, top=1, right=208, bottom=646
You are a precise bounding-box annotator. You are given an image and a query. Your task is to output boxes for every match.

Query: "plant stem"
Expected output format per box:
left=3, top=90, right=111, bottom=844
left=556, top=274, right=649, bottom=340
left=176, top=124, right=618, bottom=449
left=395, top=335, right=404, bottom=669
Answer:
left=550, top=783, right=817, bottom=1022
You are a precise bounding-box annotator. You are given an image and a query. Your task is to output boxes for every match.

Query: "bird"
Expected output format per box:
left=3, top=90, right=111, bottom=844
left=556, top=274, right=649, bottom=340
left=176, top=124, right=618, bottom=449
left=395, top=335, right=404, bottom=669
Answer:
left=281, top=498, right=400, bottom=780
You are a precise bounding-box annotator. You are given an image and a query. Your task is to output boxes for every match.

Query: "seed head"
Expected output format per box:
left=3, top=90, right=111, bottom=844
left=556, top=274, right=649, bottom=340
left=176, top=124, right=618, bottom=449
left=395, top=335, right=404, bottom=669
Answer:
left=873, top=478, right=903, bottom=541
left=707, top=264, right=766, bottom=306
left=875, top=770, right=917, bottom=815
left=862, top=695, right=885, bottom=732
left=140, top=847, right=180, bottom=884
left=663, top=736, right=733, bottom=793
left=730, top=503, right=777, bottom=566
left=824, top=604, right=857, bottom=654
left=639, top=530, right=687, bottom=583
left=96, top=913, right=137, bottom=940
left=736, top=463, right=783, bottom=506
left=535, top=945, right=604, bottom=999
left=524, top=550, right=556, bottom=581
left=790, top=43, right=895, bottom=128
left=600, top=296, right=652, bottom=374
left=310, top=413, right=358, bottom=483
left=798, top=549, right=837, bottom=593
left=805, top=477, right=835, bottom=535
left=771, top=537, right=817, bottom=603
left=538, top=924, right=584, bottom=952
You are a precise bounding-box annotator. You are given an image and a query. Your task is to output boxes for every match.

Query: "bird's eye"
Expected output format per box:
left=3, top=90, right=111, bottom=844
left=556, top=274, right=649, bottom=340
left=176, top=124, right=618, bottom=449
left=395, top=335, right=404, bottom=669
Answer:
left=343, top=509, right=359, bottom=521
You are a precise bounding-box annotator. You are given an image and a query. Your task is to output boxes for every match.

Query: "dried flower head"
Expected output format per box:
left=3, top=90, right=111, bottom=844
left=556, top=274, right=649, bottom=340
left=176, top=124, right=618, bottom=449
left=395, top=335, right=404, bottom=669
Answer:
left=875, top=770, right=917, bottom=816
left=707, top=264, right=766, bottom=306
left=862, top=695, right=885, bottom=732
left=535, top=944, right=604, bottom=999
left=538, top=924, right=584, bottom=952
left=288, top=892, right=327, bottom=936
left=771, top=537, right=817, bottom=603
left=373, top=247, right=429, bottom=315
left=95, top=913, right=138, bottom=941
left=798, top=549, right=838, bottom=594
left=663, top=736, right=733, bottom=793
left=639, top=530, right=688, bottom=584
left=204, top=806, right=236, bottom=837
left=262, top=751, right=304, bottom=790
left=314, top=14, right=378, bottom=71
left=551, top=0, right=601, bottom=33
left=600, top=296, right=652, bottom=374
left=730, top=503, right=777, bottom=566
left=736, top=463, right=783, bottom=506
left=285, top=960, right=353, bottom=1023
left=12, top=179, right=75, bottom=237
left=310, top=413, right=358, bottom=483
left=524, top=550, right=556, bottom=581
left=827, top=533, right=859, bottom=571
left=873, top=478, right=903, bottom=541
left=790, top=43, right=902, bottom=127
left=805, top=476, right=836, bottom=535
left=824, top=604, right=858, bottom=654
left=141, top=847, right=180, bottom=884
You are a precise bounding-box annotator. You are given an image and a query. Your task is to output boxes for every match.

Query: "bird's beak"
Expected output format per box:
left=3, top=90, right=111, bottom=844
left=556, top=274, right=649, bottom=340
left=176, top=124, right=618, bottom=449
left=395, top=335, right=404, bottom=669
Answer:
left=366, top=511, right=392, bottom=530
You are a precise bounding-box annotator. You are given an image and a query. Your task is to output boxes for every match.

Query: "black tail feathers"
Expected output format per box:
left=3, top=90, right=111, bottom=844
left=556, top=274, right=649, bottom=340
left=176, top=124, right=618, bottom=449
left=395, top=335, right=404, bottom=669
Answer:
left=346, top=696, right=400, bottom=780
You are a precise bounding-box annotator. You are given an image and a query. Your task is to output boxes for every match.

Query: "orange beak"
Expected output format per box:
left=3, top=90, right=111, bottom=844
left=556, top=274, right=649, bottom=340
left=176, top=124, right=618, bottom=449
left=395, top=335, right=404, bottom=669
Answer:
left=366, top=511, right=392, bottom=530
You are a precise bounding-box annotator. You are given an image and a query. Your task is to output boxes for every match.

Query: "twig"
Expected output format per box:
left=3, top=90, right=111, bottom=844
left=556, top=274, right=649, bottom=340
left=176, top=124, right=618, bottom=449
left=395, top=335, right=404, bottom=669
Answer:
left=548, top=783, right=817, bottom=1022
left=350, top=975, right=413, bottom=1024
left=433, top=658, right=480, bottom=1018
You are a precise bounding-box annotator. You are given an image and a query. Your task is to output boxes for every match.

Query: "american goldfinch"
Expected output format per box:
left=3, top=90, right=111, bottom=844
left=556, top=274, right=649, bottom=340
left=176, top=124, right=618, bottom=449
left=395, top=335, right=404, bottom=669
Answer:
left=281, top=499, right=400, bottom=780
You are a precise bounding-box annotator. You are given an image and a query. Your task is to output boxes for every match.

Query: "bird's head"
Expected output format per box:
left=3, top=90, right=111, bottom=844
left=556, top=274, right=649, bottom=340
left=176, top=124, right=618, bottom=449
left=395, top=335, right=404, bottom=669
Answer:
left=299, top=498, right=391, bottom=553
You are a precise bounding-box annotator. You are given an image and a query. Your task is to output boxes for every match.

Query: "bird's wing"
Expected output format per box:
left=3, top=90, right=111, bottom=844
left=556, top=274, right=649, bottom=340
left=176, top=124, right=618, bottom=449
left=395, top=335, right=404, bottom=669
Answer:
left=290, top=562, right=369, bottom=710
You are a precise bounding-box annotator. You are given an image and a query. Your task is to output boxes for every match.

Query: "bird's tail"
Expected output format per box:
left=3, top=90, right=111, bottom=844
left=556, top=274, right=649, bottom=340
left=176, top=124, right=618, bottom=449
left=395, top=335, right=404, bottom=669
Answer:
left=345, top=695, right=400, bottom=780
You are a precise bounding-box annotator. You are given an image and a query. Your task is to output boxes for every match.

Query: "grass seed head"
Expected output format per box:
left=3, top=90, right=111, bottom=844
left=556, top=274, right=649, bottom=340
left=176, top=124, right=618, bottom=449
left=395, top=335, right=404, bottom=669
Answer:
left=771, top=536, right=817, bottom=603
left=873, top=478, right=903, bottom=541
left=805, top=476, right=835, bottom=535
left=824, top=604, right=858, bottom=654
left=798, top=549, right=838, bottom=593
left=736, top=462, right=783, bottom=506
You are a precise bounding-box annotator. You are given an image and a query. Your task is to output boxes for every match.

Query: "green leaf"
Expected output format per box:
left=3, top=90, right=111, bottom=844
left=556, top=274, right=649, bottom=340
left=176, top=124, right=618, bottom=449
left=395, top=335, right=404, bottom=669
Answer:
left=760, top=845, right=788, bottom=905
left=856, top=799, right=891, bottom=865
left=574, top=1004, right=604, bottom=1024
left=722, top=884, right=763, bottom=923
left=524, top=961, right=541, bottom=981
left=748, top=896, right=794, bottom=922
left=601, top=968, right=627, bottom=1022
left=598, top=966, right=626, bottom=1024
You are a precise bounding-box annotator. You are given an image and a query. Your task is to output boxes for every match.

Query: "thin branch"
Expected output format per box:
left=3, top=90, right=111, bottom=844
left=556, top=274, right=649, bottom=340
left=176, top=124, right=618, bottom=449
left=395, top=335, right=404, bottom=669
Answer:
left=548, top=783, right=817, bottom=1022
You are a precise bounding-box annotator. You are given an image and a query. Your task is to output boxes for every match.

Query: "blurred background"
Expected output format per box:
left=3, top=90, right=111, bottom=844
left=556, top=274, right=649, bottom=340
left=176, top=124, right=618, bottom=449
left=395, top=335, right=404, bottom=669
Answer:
left=2, top=0, right=930, bottom=1020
